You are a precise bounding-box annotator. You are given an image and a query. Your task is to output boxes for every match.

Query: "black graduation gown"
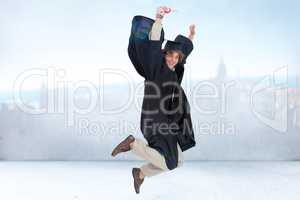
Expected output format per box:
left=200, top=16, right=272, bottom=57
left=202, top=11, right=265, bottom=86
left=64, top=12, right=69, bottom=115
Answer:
left=128, top=15, right=196, bottom=170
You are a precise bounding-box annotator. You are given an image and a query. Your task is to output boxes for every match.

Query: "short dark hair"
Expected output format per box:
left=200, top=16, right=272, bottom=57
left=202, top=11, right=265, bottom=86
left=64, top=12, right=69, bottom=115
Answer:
left=162, top=49, right=185, bottom=63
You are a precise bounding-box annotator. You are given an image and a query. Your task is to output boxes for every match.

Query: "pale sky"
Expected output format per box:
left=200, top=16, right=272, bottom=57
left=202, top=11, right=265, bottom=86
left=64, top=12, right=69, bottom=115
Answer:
left=0, top=0, right=299, bottom=90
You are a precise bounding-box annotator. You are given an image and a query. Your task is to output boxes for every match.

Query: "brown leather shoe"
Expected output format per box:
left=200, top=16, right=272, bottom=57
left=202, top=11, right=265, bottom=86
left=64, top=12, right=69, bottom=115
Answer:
left=132, top=168, right=144, bottom=194
left=111, top=135, right=135, bottom=157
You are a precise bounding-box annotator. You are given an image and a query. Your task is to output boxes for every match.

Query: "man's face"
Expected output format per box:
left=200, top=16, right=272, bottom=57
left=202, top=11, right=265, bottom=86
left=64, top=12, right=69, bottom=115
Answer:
left=165, top=51, right=180, bottom=70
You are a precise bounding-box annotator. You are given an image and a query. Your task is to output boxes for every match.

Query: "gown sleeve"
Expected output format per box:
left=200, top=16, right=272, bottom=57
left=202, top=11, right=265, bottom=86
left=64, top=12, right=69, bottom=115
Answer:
left=128, top=16, right=164, bottom=80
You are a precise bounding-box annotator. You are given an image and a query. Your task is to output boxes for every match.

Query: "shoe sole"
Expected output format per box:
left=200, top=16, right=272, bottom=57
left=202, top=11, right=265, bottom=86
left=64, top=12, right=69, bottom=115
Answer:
left=132, top=168, right=139, bottom=194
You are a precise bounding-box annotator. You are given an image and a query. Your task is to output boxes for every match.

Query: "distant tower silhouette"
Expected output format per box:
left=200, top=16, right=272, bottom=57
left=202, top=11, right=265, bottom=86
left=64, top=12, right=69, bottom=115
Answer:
left=216, top=57, right=227, bottom=81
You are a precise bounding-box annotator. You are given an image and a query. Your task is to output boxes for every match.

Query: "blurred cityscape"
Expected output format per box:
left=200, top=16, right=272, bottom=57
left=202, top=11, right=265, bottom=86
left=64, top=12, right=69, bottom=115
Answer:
left=1, top=61, right=300, bottom=160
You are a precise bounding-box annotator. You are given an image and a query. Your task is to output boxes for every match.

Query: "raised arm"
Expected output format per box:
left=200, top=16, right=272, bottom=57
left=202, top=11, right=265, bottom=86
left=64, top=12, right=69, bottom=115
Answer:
left=149, top=7, right=165, bottom=40
left=128, top=7, right=175, bottom=80
left=175, top=24, right=196, bottom=84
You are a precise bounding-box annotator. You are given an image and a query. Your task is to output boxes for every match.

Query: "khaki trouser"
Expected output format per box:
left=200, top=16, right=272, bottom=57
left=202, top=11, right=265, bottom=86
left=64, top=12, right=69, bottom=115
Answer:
left=131, top=138, right=184, bottom=177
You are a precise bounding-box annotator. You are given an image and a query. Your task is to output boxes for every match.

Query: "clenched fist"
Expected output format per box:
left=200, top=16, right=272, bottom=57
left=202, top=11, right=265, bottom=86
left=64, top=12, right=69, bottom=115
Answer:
left=156, top=6, right=172, bottom=19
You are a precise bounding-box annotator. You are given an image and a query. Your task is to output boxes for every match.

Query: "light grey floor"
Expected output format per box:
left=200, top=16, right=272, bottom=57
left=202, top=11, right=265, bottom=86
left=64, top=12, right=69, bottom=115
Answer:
left=0, top=161, right=299, bottom=200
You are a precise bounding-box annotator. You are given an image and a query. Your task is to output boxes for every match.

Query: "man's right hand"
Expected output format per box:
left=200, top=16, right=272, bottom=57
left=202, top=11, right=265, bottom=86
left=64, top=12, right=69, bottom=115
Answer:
left=156, top=6, right=172, bottom=20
